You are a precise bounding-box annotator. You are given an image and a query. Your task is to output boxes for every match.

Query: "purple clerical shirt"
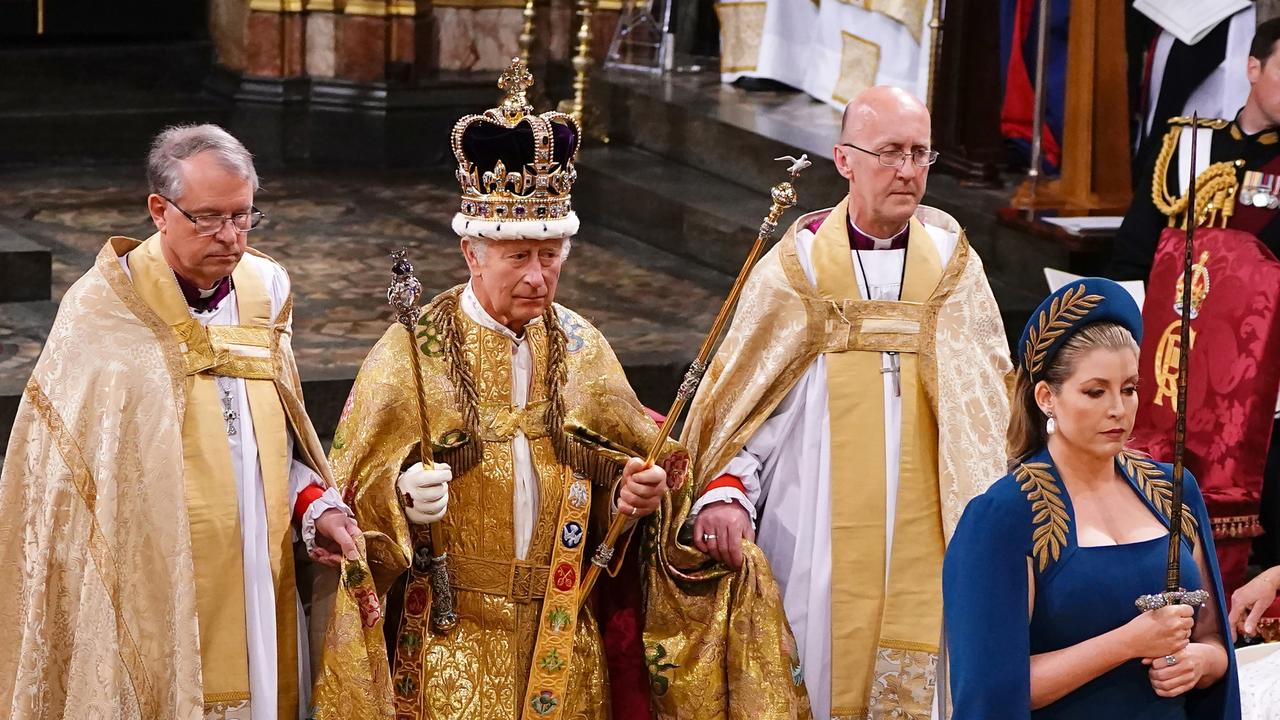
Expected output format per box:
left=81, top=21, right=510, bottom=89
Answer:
left=805, top=212, right=909, bottom=251
left=174, top=273, right=233, bottom=312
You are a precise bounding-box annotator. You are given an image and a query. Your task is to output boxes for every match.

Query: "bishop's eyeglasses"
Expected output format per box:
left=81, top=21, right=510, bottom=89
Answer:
left=162, top=195, right=265, bottom=236
left=841, top=143, right=940, bottom=168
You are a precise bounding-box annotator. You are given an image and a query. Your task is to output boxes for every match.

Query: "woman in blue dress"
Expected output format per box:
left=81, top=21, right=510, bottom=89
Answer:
left=943, top=277, right=1240, bottom=719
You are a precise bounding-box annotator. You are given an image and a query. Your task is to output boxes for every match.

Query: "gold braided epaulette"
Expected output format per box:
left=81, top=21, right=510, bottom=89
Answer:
left=1150, top=122, right=1242, bottom=229
left=1167, top=116, right=1230, bottom=129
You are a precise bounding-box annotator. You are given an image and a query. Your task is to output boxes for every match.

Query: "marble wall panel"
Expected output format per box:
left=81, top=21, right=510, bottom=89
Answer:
left=210, top=0, right=251, bottom=72
left=336, top=14, right=388, bottom=82
left=306, top=11, right=337, bottom=78
left=246, top=11, right=283, bottom=75
left=433, top=7, right=522, bottom=71
left=245, top=11, right=305, bottom=77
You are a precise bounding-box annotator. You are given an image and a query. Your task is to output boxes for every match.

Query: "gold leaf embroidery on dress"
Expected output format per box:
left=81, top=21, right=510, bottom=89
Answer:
left=1017, top=461, right=1069, bottom=572
left=1120, top=450, right=1198, bottom=539
left=1022, top=284, right=1103, bottom=377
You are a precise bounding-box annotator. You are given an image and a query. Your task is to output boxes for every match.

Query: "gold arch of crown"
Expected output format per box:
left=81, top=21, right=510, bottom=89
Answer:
left=450, top=58, right=583, bottom=223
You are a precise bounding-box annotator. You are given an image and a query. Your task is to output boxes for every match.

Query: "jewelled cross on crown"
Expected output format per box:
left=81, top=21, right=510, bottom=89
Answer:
left=497, top=57, right=535, bottom=123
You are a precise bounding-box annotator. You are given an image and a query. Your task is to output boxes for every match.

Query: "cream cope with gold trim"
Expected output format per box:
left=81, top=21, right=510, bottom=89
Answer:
left=680, top=200, right=1012, bottom=718
left=0, top=235, right=333, bottom=719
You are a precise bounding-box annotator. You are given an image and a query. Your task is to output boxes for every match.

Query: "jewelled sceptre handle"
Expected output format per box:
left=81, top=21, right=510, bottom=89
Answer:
left=388, top=250, right=458, bottom=634
left=575, top=155, right=811, bottom=607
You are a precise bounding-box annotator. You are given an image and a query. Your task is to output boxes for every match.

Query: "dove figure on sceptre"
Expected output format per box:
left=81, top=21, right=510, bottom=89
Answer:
left=775, top=154, right=812, bottom=177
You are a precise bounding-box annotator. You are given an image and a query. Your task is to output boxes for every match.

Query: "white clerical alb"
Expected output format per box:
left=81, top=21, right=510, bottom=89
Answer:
left=691, top=217, right=956, bottom=720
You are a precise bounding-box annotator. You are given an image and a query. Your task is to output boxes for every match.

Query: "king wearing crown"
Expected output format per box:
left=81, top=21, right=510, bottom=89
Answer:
left=317, top=60, right=807, bottom=720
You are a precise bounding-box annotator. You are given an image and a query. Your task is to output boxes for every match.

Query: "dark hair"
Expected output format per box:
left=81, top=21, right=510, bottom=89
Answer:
left=1251, top=18, right=1280, bottom=64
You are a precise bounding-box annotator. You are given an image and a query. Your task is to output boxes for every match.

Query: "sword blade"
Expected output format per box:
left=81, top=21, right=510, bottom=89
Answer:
left=1166, top=114, right=1198, bottom=593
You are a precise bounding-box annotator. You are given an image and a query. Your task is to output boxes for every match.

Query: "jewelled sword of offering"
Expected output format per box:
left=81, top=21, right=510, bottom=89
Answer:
left=1135, top=117, right=1209, bottom=613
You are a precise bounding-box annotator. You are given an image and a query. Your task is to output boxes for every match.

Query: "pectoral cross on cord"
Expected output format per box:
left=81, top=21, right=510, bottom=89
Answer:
left=853, top=243, right=907, bottom=398
left=882, top=352, right=901, bottom=397
left=217, top=376, right=239, bottom=436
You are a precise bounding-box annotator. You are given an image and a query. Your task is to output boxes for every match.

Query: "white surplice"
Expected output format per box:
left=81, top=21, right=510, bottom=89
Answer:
left=119, top=253, right=346, bottom=720
left=1139, top=4, right=1253, bottom=150
left=691, top=218, right=957, bottom=720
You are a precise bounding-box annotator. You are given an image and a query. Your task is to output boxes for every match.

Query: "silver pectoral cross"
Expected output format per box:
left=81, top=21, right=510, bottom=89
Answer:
left=218, top=379, right=239, bottom=436
left=881, top=351, right=901, bottom=397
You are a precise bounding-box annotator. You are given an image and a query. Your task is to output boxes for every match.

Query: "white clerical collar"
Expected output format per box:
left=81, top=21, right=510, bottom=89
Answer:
left=461, top=282, right=540, bottom=344
left=850, top=218, right=908, bottom=250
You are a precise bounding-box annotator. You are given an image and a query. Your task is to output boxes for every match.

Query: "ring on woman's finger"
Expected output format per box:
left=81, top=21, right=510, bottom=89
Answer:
left=1164, top=654, right=1178, bottom=666
left=702, top=533, right=717, bottom=542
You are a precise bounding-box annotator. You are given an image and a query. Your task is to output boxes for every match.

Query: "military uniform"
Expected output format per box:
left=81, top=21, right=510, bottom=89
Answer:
left=1112, top=114, right=1280, bottom=282
left=1114, top=114, right=1280, bottom=593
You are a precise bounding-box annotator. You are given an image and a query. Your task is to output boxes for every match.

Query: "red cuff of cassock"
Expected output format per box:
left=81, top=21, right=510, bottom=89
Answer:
left=702, top=473, right=746, bottom=495
left=293, top=484, right=326, bottom=527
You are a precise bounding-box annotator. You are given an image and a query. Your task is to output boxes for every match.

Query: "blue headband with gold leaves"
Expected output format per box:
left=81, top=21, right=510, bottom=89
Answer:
left=1017, top=277, right=1143, bottom=382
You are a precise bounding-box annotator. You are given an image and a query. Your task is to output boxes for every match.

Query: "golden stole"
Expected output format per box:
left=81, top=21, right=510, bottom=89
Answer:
left=810, top=201, right=946, bottom=718
left=127, top=236, right=299, bottom=715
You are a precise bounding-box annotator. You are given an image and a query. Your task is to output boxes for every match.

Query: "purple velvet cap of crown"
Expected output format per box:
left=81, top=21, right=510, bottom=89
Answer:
left=460, top=117, right=578, bottom=175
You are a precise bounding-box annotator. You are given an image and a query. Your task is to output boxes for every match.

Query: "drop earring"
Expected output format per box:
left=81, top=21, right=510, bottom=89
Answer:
left=1046, top=413, right=1056, bottom=435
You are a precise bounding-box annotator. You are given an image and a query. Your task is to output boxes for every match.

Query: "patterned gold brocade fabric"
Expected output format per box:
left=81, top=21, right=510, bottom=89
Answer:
left=327, top=287, right=683, bottom=719
left=312, top=534, right=396, bottom=720
left=0, top=238, right=335, bottom=719
left=681, top=205, right=1012, bottom=539
left=327, top=284, right=806, bottom=719
left=676, top=205, right=1011, bottom=717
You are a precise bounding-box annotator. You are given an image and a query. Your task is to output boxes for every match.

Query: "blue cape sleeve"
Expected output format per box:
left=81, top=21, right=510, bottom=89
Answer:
left=1178, top=469, right=1242, bottom=720
left=943, top=479, right=1033, bottom=720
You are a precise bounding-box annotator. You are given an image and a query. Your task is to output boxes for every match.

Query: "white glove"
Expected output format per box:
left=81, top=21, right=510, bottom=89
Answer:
left=397, top=462, right=451, bottom=525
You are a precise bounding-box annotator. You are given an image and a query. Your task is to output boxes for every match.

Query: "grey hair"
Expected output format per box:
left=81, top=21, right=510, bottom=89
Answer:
left=468, top=236, right=573, bottom=265
left=146, top=124, right=259, bottom=199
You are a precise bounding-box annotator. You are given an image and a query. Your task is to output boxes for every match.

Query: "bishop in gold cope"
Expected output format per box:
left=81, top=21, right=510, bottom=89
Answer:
left=0, top=124, right=360, bottom=719
left=682, top=86, right=1012, bottom=719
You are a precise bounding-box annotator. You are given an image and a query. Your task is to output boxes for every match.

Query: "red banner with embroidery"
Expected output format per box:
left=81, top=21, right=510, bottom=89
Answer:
left=1129, top=227, right=1280, bottom=555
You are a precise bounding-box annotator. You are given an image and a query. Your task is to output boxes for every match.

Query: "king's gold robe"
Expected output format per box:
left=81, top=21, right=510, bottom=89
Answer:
left=323, top=284, right=810, bottom=720
left=0, top=237, right=333, bottom=719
